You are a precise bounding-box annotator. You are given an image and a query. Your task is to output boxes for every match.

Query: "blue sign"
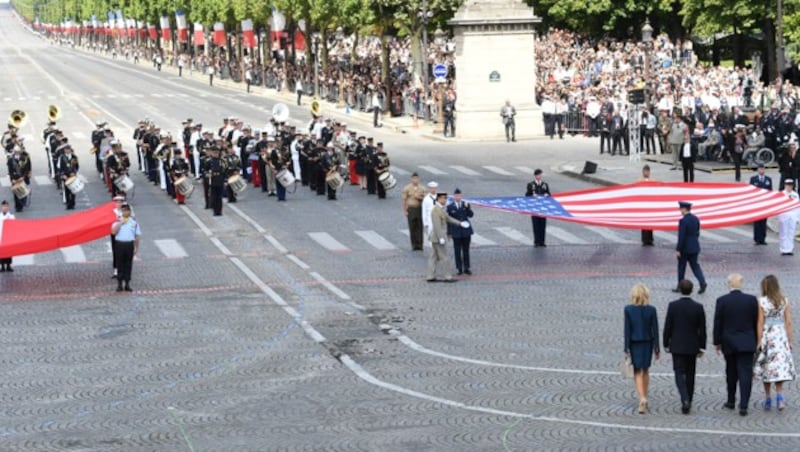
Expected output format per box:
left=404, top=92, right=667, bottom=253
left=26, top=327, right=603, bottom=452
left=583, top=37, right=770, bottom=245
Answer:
left=433, top=64, right=447, bottom=78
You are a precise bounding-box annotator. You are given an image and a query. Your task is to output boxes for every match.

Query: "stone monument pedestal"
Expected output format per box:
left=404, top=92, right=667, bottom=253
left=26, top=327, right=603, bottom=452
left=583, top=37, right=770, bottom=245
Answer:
left=448, top=0, right=542, bottom=140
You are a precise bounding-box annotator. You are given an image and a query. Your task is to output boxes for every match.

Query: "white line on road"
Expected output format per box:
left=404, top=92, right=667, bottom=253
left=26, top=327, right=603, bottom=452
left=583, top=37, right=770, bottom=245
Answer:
left=179, top=205, right=212, bottom=237
left=494, top=227, right=530, bottom=245
left=60, top=245, right=86, bottom=263
left=308, top=232, right=350, bottom=252
left=286, top=254, right=310, bottom=270
left=228, top=204, right=266, bottom=233
left=265, top=234, right=288, bottom=254
left=229, top=257, right=288, bottom=307
left=391, top=166, right=411, bottom=176
left=654, top=231, right=677, bottom=243
left=583, top=226, right=635, bottom=244
left=470, top=233, right=497, bottom=247
left=700, top=230, right=736, bottom=243
left=209, top=237, right=232, bottom=255
left=482, top=166, right=514, bottom=176
left=354, top=230, right=397, bottom=251
left=154, top=239, right=188, bottom=258
left=449, top=165, right=481, bottom=176
left=547, top=226, right=589, bottom=245
left=310, top=271, right=351, bottom=300
left=723, top=227, right=755, bottom=239
left=418, top=165, right=447, bottom=175
left=516, top=166, right=535, bottom=175
left=33, top=175, right=51, bottom=186
left=14, top=254, right=34, bottom=266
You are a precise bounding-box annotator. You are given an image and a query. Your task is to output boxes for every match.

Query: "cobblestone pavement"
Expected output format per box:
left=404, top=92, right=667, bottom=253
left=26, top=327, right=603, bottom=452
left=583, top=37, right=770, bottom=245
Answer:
left=2, top=6, right=800, bottom=451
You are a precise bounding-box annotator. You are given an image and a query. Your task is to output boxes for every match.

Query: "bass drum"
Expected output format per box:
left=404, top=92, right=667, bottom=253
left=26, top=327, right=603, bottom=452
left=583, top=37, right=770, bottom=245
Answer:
left=378, top=171, right=397, bottom=190
left=326, top=171, right=344, bottom=191
left=11, top=180, right=29, bottom=199
left=114, top=175, right=134, bottom=193
left=276, top=169, right=296, bottom=188
left=175, top=176, right=194, bottom=198
left=227, top=174, right=247, bottom=194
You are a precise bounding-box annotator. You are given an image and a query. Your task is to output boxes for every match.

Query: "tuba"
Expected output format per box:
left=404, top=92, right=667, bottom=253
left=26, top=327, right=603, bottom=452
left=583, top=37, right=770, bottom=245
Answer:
left=310, top=100, right=321, bottom=118
left=8, top=110, right=27, bottom=128
left=272, top=103, right=290, bottom=123
left=47, top=105, right=61, bottom=122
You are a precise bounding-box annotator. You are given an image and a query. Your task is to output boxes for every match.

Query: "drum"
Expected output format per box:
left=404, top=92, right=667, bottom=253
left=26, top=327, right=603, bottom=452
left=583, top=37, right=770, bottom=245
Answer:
left=175, top=176, right=194, bottom=198
left=65, top=175, right=85, bottom=194
left=11, top=181, right=29, bottom=199
left=276, top=169, right=295, bottom=188
left=227, top=174, right=247, bottom=194
left=378, top=171, right=397, bottom=190
left=114, top=175, right=134, bottom=192
left=326, top=171, right=344, bottom=191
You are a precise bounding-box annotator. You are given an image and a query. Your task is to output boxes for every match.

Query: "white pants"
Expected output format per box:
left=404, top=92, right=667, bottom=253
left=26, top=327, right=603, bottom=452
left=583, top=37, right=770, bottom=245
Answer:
left=158, top=161, right=167, bottom=190
left=193, top=149, right=200, bottom=178
left=292, top=155, right=302, bottom=182
left=779, top=214, right=796, bottom=253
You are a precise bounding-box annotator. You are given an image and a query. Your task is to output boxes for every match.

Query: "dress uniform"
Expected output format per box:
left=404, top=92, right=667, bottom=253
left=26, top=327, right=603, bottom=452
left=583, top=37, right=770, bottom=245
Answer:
left=373, top=143, right=389, bottom=199
left=0, top=201, right=15, bottom=271
left=224, top=146, right=242, bottom=203
left=447, top=188, right=474, bottom=275
left=750, top=164, right=772, bottom=245
left=525, top=169, right=550, bottom=247
left=427, top=193, right=463, bottom=282
left=674, top=201, right=708, bottom=294
left=7, top=146, right=31, bottom=213
left=322, top=145, right=340, bottom=200
left=778, top=180, right=800, bottom=255
left=401, top=173, right=426, bottom=250
left=171, top=149, right=190, bottom=204
left=207, top=147, right=227, bottom=216
left=57, top=145, right=79, bottom=210
left=111, top=203, right=141, bottom=292
left=270, top=144, right=290, bottom=201
left=421, top=181, right=439, bottom=240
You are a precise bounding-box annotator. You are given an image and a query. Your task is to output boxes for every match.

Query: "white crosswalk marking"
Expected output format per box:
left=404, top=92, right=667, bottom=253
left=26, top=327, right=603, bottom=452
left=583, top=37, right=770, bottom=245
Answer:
left=400, top=228, right=429, bottom=247
left=354, top=230, right=397, bottom=251
left=721, top=227, right=753, bottom=239
left=120, top=94, right=132, bottom=99
left=71, top=131, right=87, bottom=139
left=47, top=96, right=56, bottom=100
left=32, top=96, right=40, bottom=101
left=309, top=232, right=350, bottom=252
left=583, top=226, right=636, bottom=244
left=516, top=166, right=535, bottom=175
left=176, top=93, right=188, bottom=97
left=471, top=233, right=497, bottom=247
left=14, top=254, right=34, bottom=266
left=106, top=94, right=117, bottom=98
left=449, top=165, right=481, bottom=176
left=134, top=94, right=145, bottom=98
left=154, top=239, right=188, bottom=258
left=483, top=166, right=514, bottom=176
left=165, top=94, right=175, bottom=98
left=60, top=245, right=86, bottom=263
left=151, top=93, right=163, bottom=98
left=494, top=227, right=530, bottom=244
left=33, top=175, right=51, bottom=186
left=547, top=226, right=589, bottom=244
left=654, top=231, right=677, bottom=243
left=392, top=166, right=411, bottom=176
left=419, top=165, right=447, bottom=175
left=698, top=230, right=735, bottom=243
left=0, top=179, right=11, bottom=187
left=3, top=98, right=11, bottom=102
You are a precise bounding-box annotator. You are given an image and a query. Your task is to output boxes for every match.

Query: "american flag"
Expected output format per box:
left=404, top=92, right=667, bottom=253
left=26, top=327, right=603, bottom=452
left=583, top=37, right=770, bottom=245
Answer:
left=467, top=182, right=800, bottom=231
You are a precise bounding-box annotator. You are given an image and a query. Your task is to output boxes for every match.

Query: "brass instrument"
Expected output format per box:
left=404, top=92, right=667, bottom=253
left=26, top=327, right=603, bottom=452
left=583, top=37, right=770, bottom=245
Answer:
left=310, top=100, right=321, bottom=118
left=47, top=105, right=61, bottom=122
left=272, top=103, right=290, bottom=122
left=9, top=110, right=27, bottom=128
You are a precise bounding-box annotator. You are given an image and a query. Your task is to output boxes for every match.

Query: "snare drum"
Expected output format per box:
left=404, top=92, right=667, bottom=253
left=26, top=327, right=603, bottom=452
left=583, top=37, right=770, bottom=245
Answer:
left=276, top=169, right=296, bottom=188
left=11, top=180, right=29, bottom=199
left=378, top=171, right=397, bottom=190
left=175, top=176, right=194, bottom=198
left=114, top=175, right=134, bottom=192
left=227, top=175, right=247, bottom=194
left=326, top=171, right=344, bottom=191
left=65, top=175, right=85, bottom=194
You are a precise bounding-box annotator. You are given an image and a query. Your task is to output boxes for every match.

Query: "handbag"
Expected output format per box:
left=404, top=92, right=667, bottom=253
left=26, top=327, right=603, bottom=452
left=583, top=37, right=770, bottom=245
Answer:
left=621, top=355, right=634, bottom=379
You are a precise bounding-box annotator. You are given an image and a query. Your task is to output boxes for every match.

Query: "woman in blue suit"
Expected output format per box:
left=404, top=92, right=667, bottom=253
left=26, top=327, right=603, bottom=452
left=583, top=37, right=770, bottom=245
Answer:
left=624, top=283, right=660, bottom=414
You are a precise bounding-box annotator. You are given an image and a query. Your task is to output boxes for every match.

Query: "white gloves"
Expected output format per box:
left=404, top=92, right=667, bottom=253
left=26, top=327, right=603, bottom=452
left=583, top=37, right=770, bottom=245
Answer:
left=439, top=238, right=446, bottom=245
left=460, top=221, right=470, bottom=228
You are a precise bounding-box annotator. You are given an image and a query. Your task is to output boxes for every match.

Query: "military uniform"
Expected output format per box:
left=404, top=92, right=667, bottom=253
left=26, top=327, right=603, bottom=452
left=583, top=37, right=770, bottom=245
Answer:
left=57, top=146, right=79, bottom=210
left=525, top=171, right=551, bottom=247
left=207, top=149, right=227, bottom=216
left=402, top=177, right=426, bottom=250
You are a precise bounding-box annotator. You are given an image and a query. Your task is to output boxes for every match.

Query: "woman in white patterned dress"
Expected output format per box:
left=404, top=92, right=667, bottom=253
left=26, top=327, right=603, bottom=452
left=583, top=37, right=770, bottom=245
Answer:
left=754, top=275, right=796, bottom=411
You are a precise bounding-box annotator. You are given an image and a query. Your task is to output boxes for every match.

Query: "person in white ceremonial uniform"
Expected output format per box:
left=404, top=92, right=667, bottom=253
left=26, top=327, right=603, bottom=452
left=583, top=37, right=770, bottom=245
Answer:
left=290, top=134, right=302, bottom=183
left=421, top=181, right=439, bottom=242
left=779, top=179, right=800, bottom=256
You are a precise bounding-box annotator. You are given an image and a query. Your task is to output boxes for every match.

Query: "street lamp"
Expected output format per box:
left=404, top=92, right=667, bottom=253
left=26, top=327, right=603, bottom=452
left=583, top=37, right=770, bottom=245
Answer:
left=417, top=4, right=433, bottom=121
left=312, top=32, right=321, bottom=99
left=641, top=18, right=653, bottom=107
left=433, top=27, right=445, bottom=134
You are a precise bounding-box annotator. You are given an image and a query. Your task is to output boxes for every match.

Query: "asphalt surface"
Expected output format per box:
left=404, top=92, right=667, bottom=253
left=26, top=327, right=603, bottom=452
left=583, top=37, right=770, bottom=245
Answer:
left=1, top=5, right=799, bottom=451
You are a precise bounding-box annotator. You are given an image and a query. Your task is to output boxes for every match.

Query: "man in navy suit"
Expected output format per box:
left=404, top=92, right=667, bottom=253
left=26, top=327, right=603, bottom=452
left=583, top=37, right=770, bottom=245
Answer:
left=713, top=273, right=759, bottom=416
left=663, top=279, right=707, bottom=414
left=674, top=201, right=708, bottom=294
left=749, top=163, right=772, bottom=245
left=447, top=188, right=474, bottom=275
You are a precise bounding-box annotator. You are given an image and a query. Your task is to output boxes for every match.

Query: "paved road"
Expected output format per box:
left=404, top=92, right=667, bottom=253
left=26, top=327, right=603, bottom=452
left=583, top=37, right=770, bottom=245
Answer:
left=1, top=6, right=799, bottom=451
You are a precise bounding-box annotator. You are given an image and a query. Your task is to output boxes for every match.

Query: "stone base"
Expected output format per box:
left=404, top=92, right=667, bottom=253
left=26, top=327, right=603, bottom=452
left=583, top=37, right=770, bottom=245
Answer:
left=455, top=107, right=544, bottom=140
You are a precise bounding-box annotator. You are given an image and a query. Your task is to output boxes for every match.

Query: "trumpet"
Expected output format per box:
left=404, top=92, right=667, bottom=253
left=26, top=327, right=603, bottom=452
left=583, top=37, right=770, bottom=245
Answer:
left=47, top=105, right=61, bottom=122
left=8, top=110, right=27, bottom=128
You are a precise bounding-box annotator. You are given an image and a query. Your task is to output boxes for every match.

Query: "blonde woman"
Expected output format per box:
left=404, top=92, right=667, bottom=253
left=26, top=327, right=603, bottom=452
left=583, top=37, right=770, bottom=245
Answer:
left=624, top=283, right=660, bottom=414
left=754, top=275, right=796, bottom=411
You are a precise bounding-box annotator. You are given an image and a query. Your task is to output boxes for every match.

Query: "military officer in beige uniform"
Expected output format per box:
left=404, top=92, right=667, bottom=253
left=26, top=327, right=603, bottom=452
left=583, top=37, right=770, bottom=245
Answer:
left=401, top=172, right=426, bottom=250
left=427, top=192, right=468, bottom=282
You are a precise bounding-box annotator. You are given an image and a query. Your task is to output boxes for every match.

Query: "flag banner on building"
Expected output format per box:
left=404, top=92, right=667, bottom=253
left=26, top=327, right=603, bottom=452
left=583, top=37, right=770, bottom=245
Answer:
left=107, top=11, right=114, bottom=30
left=193, top=23, right=204, bottom=46
left=0, top=202, right=117, bottom=259
left=138, top=21, right=146, bottom=39
left=127, top=19, right=136, bottom=38
left=160, top=16, right=171, bottom=41
left=213, top=22, right=226, bottom=46
left=467, top=182, right=800, bottom=231
left=91, top=14, right=97, bottom=29
left=116, top=10, right=125, bottom=32
left=241, top=18, right=256, bottom=48
left=148, top=23, right=157, bottom=40
left=176, top=10, right=188, bottom=42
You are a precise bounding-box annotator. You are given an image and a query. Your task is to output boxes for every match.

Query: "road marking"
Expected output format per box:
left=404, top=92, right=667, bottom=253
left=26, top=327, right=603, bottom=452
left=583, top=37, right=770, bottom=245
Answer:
left=654, top=231, right=677, bottom=243
left=228, top=257, right=287, bottom=307
left=399, top=229, right=429, bottom=247
left=516, top=166, right=535, bottom=175
left=134, top=94, right=144, bottom=98
left=701, top=230, right=736, bottom=243
left=470, top=233, right=497, bottom=247
left=482, top=165, right=514, bottom=176
left=391, top=166, right=411, bottom=176
left=418, top=165, right=447, bottom=175
left=449, top=165, right=481, bottom=176
left=310, top=271, right=351, bottom=300
left=494, top=227, right=530, bottom=245
left=286, top=254, right=310, bottom=270
left=14, top=254, right=34, bottom=266
left=354, top=230, right=397, bottom=250
left=308, top=232, right=349, bottom=252
left=17, top=97, right=24, bottom=101
left=151, top=93, right=163, bottom=98
left=33, top=175, right=51, bottom=186
left=547, top=226, right=589, bottom=244
left=264, top=234, right=288, bottom=254
left=724, top=227, right=754, bottom=239
left=228, top=204, right=266, bottom=233
left=32, top=96, right=40, bottom=100
left=584, top=226, right=635, bottom=244
left=71, top=131, right=87, bottom=139
left=209, top=237, right=232, bottom=255
left=106, top=94, right=117, bottom=99
left=154, top=239, right=188, bottom=258
left=60, top=245, right=86, bottom=263
left=165, top=94, right=175, bottom=98
left=2, top=98, right=10, bottom=102
left=179, top=205, right=212, bottom=237
left=0, top=179, right=9, bottom=187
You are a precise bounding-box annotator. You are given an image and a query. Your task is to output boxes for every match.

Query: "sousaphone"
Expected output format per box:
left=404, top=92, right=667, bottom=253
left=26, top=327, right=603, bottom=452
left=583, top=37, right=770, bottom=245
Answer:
left=272, top=103, right=290, bottom=123
left=47, top=105, right=61, bottom=122
left=310, top=100, right=321, bottom=118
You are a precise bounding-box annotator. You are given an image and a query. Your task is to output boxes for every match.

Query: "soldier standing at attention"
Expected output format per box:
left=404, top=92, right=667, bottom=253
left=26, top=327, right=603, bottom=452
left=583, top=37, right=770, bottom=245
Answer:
left=402, top=173, right=426, bottom=251
left=525, top=169, right=551, bottom=247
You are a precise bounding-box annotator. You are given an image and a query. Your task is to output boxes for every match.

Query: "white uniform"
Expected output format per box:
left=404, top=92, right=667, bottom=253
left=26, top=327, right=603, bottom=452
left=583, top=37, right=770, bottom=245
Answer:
left=189, top=130, right=201, bottom=177
left=290, top=139, right=302, bottom=182
left=779, top=189, right=800, bottom=254
left=421, top=193, right=436, bottom=239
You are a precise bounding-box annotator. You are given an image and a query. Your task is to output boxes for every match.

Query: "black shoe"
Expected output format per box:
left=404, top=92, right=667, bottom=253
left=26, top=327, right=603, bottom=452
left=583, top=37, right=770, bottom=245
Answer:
left=456, top=270, right=463, bottom=275
left=0, top=267, right=5, bottom=272
left=739, top=409, right=748, bottom=416
left=426, top=278, right=438, bottom=283
left=442, top=279, right=457, bottom=283
left=698, top=283, right=707, bottom=294
left=124, top=286, right=132, bottom=292
left=723, top=402, right=735, bottom=410
left=116, top=286, right=123, bottom=292
left=464, top=270, right=472, bottom=275
left=6, top=267, right=12, bottom=272
left=681, top=401, right=691, bottom=414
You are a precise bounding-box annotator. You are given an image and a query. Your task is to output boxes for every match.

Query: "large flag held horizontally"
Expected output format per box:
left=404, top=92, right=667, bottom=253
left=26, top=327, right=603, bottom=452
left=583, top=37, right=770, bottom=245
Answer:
left=467, top=182, right=800, bottom=231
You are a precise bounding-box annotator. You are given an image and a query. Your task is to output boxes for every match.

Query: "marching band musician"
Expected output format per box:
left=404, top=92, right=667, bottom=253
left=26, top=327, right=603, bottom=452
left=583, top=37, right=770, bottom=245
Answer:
left=144, top=124, right=160, bottom=183
left=90, top=122, right=106, bottom=178
left=364, top=138, right=377, bottom=195
left=42, top=120, right=57, bottom=178
left=105, top=140, right=130, bottom=198
left=237, top=126, right=254, bottom=183
left=199, top=136, right=212, bottom=209
left=0, top=200, right=15, bottom=272
left=270, top=140, right=291, bottom=202
left=354, top=135, right=367, bottom=190
left=255, top=131, right=271, bottom=193
left=170, top=148, right=190, bottom=205
left=189, top=123, right=202, bottom=178
left=311, top=141, right=326, bottom=195
left=373, top=142, right=390, bottom=199
left=47, top=130, right=65, bottom=186
left=206, top=145, right=227, bottom=216
left=132, top=120, right=147, bottom=172
left=224, top=143, right=242, bottom=203
left=100, top=127, right=115, bottom=189
left=7, top=145, right=31, bottom=212
left=290, top=132, right=303, bottom=185
left=247, top=130, right=262, bottom=188
left=181, top=118, right=193, bottom=161
left=2, top=124, right=17, bottom=153
left=153, top=133, right=171, bottom=193
left=299, top=136, right=312, bottom=187
left=218, top=117, right=230, bottom=139
left=322, top=143, right=340, bottom=201
left=57, top=144, right=79, bottom=210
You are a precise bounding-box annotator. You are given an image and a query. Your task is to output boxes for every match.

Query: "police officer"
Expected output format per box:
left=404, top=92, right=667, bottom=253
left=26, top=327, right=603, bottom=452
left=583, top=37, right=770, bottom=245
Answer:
left=750, top=163, right=772, bottom=245
left=111, top=203, right=141, bottom=292
left=525, top=169, right=551, bottom=247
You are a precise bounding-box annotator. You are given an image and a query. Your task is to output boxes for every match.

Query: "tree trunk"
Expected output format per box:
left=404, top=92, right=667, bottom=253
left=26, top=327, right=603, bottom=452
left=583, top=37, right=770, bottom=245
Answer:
left=763, top=18, right=777, bottom=82
left=381, top=33, right=390, bottom=91
left=304, top=17, right=312, bottom=66
left=351, top=30, right=359, bottom=73
left=732, top=23, right=745, bottom=69
left=320, top=27, right=328, bottom=72
left=410, top=26, right=423, bottom=88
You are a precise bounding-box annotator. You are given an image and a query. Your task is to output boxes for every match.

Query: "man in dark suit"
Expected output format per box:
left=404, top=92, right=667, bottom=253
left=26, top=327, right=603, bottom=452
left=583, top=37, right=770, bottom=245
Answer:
left=447, top=188, right=474, bottom=275
left=713, top=273, right=759, bottom=416
left=674, top=201, right=707, bottom=294
left=749, top=163, right=772, bottom=244
left=663, top=279, right=707, bottom=414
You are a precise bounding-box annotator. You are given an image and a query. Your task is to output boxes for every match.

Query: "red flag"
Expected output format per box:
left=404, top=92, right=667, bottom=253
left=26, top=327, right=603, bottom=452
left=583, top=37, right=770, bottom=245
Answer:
left=193, top=23, right=204, bottom=46
left=213, top=22, right=226, bottom=46
left=148, top=24, right=157, bottom=40
left=241, top=19, right=256, bottom=48
left=160, top=16, right=171, bottom=41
